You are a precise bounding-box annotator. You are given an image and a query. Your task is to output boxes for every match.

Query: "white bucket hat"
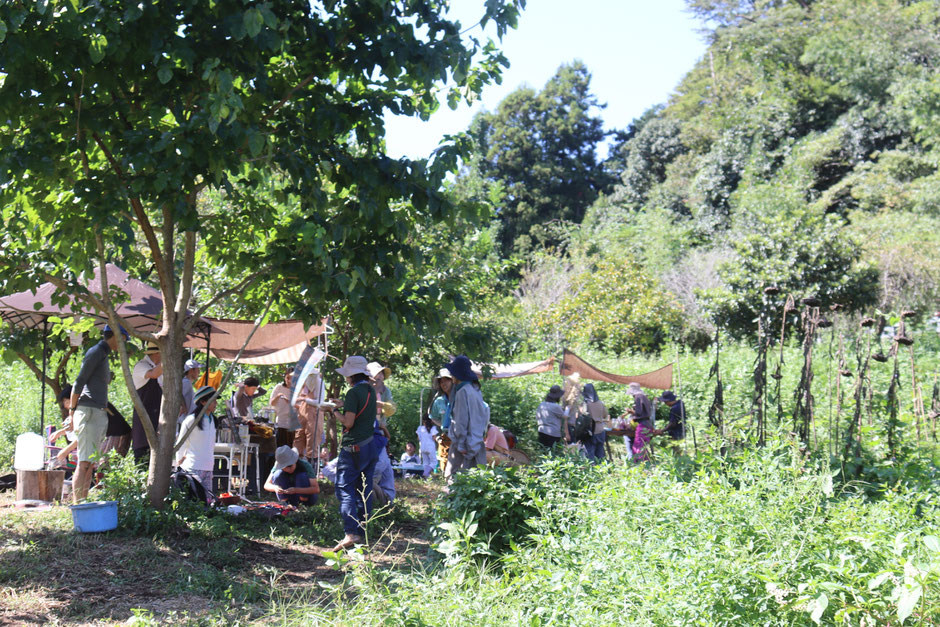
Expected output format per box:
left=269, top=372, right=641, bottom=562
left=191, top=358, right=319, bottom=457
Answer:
left=335, top=355, right=371, bottom=378
left=627, top=382, right=644, bottom=395
left=367, top=361, right=392, bottom=380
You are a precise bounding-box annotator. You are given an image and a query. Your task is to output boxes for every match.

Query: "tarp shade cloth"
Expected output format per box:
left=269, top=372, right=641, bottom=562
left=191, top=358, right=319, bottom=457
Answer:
left=184, top=318, right=326, bottom=365
left=0, top=263, right=213, bottom=335
left=473, top=356, right=556, bottom=379
left=559, top=349, right=673, bottom=390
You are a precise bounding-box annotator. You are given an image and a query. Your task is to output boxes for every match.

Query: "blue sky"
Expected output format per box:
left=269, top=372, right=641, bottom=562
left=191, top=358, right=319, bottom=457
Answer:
left=383, top=0, right=707, bottom=159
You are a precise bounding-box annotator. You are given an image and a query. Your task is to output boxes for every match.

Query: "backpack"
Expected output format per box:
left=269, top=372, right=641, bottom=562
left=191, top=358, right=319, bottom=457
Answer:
left=171, top=469, right=209, bottom=505
left=571, top=412, right=595, bottom=443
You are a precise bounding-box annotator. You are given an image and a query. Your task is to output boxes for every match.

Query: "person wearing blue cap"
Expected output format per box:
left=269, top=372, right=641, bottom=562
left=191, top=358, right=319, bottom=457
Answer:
left=68, top=325, right=125, bottom=503
left=443, top=355, right=489, bottom=480
left=653, top=391, right=686, bottom=456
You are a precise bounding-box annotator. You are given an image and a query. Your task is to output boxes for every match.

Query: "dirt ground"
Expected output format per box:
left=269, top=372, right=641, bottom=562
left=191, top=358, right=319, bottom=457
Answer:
left=0, top=479, right=440, bottom=625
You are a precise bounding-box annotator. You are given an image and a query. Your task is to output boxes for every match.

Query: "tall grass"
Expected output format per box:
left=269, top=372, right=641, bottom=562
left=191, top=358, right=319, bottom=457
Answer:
left=274, top=445, right=940, bottom=625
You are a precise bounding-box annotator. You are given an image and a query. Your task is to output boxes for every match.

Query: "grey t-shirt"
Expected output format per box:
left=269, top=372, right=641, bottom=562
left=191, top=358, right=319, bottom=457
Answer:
left=536, top=401, right=566, bottom=438
left=74, top=340, right=111, bottom=409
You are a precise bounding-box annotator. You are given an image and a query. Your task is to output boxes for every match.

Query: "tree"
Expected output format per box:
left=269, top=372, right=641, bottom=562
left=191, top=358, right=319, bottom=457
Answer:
left=0, top=0, right=523, bottom=507
left=465, top=61, right=613, bottom=256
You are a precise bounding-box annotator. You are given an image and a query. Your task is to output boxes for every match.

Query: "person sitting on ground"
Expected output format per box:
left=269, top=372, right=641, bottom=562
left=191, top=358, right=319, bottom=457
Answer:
left=264, top=445, right=320, bottom=507
left=536, top=385, right=567, bottom=450
left=400, top=441, right=419, bottom=465
left=318, top=446, right=338, bottom=483
left=653, top=390, right=686, bottom=455
left=484, top=423, right=511, bottom=465
left=175, top=386, right=219, bottom=494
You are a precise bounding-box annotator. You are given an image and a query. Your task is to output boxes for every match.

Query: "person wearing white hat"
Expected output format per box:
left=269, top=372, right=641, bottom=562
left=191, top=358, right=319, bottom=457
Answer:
left=429, top=368, right=454, bottom=474
left=180, top=357, right=204, bottom=418
left=332, top=356, right=381, bottom=550
left=367, top=361, right=396, bottom=503
left=263, top=445, right=319, bottom=507
left=175, top=386, right=218, bottom=495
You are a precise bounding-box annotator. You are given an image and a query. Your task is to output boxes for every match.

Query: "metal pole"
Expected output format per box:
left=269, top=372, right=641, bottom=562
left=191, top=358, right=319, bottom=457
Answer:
left=40, top=319, right=49, bottom=438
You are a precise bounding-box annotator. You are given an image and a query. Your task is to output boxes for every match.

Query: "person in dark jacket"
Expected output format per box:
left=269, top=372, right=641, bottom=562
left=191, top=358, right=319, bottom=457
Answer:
left=653, top=390, right=686, bottom=456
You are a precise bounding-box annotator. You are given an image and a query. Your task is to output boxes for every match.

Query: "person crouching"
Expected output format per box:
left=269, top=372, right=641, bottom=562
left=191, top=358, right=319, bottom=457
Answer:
left=264, top=445, right=320, bottom=507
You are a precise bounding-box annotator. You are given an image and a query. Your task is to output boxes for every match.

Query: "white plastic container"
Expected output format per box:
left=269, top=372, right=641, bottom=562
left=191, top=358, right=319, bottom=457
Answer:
left=14, top=432, right=44, bottom=471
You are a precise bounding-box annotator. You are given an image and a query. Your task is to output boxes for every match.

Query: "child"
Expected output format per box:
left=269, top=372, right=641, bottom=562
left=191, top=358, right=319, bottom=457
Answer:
left=264, top=445, right=320, bottom=506
left=416, top=415, right=439, bottom=475
left=400, top=441, right=419, bottom=465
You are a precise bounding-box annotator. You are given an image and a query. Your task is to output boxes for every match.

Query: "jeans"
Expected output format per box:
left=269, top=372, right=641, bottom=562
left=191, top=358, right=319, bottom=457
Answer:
left=335, top=438, right=380, bottom=536
left=271, top=468, right=317, bottom=507
left=582, top=431, right=607, bottom=463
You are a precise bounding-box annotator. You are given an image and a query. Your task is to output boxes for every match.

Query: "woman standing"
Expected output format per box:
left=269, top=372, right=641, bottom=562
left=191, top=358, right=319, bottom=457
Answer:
left=332, top=356, right=381, bottom=551
left=581, top=383, right=610, bottom=463
left=270, top=370, right=299, bottom=448
left=535, top=385, right=567, bottom=449
left=175, top=386, right=218, bottom=494
left=626, top=382, right=654, bottom=462
left=429, top=368, right=453, bottom=473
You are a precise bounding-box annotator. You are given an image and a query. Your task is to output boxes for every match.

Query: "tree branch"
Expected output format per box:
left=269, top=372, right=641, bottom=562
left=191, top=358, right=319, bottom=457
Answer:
left=184, top=266, right=273, bottom=331
left=175, top=280, right=285, bottom=453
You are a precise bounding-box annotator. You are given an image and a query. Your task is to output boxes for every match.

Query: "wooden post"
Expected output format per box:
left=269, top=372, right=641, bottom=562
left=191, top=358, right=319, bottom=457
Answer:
left=16, top=469, right=65, bottom=502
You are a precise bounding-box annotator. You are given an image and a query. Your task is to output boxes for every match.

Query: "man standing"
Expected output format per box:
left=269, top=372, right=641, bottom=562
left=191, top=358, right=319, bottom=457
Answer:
left=653, top=390, right=686, bottom=455
left=444, top=355, right=489, bottom=480
left=69, top=325, right=124, bottom=503
left=233, top=376, right=266, bottom=418
left=131, top=342, right=163, bottom=461
left=180, top=358, right=203, bottom=417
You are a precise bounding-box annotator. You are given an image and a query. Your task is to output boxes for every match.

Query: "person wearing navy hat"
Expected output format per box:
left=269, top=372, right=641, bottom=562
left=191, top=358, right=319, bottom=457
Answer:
left=443, top=355, right=489, bottom=480
left=653, top=390, right=687, bottom=455
left=175, top=386, right=219, bottom=495
left=68, top=326, right=122, bottom=503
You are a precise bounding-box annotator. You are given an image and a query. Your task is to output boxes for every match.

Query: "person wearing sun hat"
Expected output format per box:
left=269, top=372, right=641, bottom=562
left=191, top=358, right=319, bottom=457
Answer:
left=366, top=361, right=397, bottom=503
left=331, top=356, right=381, bottom=550
left=263, top=445, right=319, bottom=507
left=443, top=355, right=489, bottom=480
left=625, top=382, right=654, bottom=462
left=131, top=341, right=164, bottom=461
left=175, top=385, right=219, bottom=494
left=429, top=368, right=454, bottom=473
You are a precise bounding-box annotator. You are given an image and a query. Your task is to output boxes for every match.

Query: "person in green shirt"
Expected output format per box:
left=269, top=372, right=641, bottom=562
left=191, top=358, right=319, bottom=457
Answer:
left=331, top=356, right=380, bottom=551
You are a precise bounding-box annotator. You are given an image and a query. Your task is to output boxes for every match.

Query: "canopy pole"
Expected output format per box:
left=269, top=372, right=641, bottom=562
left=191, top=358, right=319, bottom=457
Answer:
left=40, top=319, right=49, bottom=438
left=205, top=325, right=211, bottom=384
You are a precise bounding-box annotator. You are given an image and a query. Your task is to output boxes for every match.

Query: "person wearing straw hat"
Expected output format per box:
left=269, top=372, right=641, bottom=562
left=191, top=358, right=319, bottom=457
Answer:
left=367, top=361, right=396, bottom=503
left=443, top=355, right=489, bottom=480
left=264, top=445, right=319, bottom=507
left=131, top=341, right=163, bottom=461
left=429, top=368, right=454, bottom=472
left=175, top=386, right=219, bottom=493
left=332, top=356, right=381, bottom=550
left=180, top=358, right=204, bottom=417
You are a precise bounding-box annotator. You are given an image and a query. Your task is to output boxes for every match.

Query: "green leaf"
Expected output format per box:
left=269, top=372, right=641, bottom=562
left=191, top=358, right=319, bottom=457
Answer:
left=243, top=9, right=263, bottom=38
left=157, top=65, right=172, bottom=85
left=248, top=131, right=264, bottom=157
left=897, top=585, right=921, bottom=623
left=89, top=34, right=107, bottom=63
left=0, top=21, right=7, bottom=43
left=925, top=535, right=940, bottom=554
left=809, top=593, right=827, bottom=624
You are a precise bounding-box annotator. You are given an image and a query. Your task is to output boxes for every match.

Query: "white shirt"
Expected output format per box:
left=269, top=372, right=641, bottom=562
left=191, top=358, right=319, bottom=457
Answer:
left=416, top=424, right=439, bottom=453
left=175, top=413, right=216, bottom=472
left=132, top=355, right=163, bottom=390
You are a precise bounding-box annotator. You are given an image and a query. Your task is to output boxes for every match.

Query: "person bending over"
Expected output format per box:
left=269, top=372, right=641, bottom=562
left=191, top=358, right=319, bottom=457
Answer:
left=264, top=445, right=320, bottom=507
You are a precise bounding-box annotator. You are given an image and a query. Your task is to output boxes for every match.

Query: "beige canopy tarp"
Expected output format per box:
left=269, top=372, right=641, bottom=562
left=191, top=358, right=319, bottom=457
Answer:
left=184, top=318, right=326, bottom=365
left=559, top=349, right=673, bottom=390
left=473, top=356, right=555, bottom=379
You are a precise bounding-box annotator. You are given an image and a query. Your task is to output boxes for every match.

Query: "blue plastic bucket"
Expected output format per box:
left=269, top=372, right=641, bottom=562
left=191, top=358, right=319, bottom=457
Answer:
left=70, top=500, right=118, bottom=533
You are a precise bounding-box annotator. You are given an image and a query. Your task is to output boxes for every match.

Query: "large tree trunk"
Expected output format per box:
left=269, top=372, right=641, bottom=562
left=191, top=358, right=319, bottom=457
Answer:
left=147, top=326, right=184, bottom=508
